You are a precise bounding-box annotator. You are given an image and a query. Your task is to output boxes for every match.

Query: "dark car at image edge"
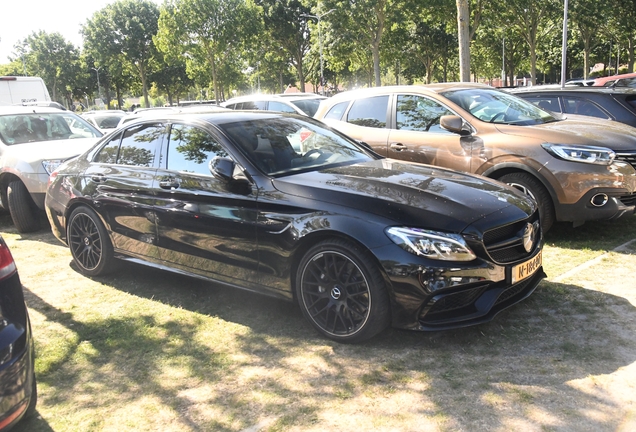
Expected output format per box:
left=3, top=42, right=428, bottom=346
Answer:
left=45, top=111, right=545, bottom=343
left=0, top=236, right=36, bottom=430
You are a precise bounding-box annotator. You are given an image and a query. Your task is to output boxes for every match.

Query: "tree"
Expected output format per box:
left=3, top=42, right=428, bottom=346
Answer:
left=255, top=0, right=312, bottom=91
left=570, top=0, right=611, bottom=79
left=501, top=0, right=559, bottom=85
left=322, top=0, right=391, bottom=87
left=155, top=0, right=260, bottom=104
left=456, top=0, right=470, bottom=81
left=83, top=0, right=160, bottom=108
left=15, top=32, right=81, bottom=106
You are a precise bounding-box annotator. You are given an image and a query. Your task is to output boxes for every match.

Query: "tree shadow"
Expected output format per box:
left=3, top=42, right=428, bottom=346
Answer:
left=21, top=255, right=636, bottom=430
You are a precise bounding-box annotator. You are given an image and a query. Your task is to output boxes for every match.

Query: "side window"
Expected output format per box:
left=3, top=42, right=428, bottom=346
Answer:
left=563, top=97, right=610, bottom=119
left=94, top=132, right=122, bottom=163
left=167, top=124, right=229, bottom=175
left=268, top=101, right=296, bottom=113
left=324, top=101, right=349, bottom=120
left=396, top=95, right=453, bottom=133
left=346, top=96, right=389, bottom=128
left=118, top=123, right=165, bottom=167
left=525, top=96, right=562, bottom=113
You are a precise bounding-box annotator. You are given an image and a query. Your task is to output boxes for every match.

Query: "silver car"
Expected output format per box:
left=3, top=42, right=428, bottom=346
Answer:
left=0, top=106, right=102, bottom=232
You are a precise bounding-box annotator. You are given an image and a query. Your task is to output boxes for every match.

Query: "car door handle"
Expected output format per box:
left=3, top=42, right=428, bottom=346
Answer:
left=159, top=179, right=180, bottom=190
left=90, top=174, right=107, bottom=183
left=390, top=142, right=408, bottom=151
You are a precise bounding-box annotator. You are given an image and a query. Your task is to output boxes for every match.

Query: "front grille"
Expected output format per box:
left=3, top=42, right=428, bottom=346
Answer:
left=620, top=194, right=636, bottom=207
left=615, top=152, right=636, bottom=171
left=495, top=277, right=534, bottom=306
left=482, top=212, right=540, bottom=264
left=426, top=285, right=487, bottom=315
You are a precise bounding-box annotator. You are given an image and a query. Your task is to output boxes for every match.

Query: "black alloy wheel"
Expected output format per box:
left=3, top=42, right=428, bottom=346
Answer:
left=296, top=239, right=390, bottom=343
left=498, top=172, right=555, bottom=232
left=67, top=206, right=114, bottom=276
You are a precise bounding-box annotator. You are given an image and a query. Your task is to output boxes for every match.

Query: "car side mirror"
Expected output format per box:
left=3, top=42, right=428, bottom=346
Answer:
left=440, top=115, right=471, bottom=136
left=209, top=157, right=249, bottom=184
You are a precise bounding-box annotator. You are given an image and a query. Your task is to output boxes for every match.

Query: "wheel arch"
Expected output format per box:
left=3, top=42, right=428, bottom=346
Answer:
left=482, top=162, right=559, bottom=205
left=288, top=229, right=395, bottom=310
left=62, top=199, right=114, bottom=244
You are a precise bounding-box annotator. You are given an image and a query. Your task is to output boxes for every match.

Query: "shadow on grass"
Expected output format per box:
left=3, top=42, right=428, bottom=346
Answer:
left=18, top=255, right=636, bottom=431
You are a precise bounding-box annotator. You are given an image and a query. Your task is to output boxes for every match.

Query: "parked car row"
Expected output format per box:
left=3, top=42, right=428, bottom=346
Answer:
left=3, top=82, right=636, bottom=351
left=314, top=83, right=636, bottom=232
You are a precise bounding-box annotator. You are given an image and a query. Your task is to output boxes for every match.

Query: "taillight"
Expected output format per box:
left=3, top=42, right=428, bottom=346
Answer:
left=0, top=239, right=17, bottom=281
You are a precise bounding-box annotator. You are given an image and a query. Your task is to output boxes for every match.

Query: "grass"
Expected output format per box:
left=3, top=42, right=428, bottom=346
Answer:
left=3, top=213, right=636, bottom=431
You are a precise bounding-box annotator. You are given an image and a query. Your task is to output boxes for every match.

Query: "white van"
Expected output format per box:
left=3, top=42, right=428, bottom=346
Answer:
left=0, top=76, right=51, bottom=106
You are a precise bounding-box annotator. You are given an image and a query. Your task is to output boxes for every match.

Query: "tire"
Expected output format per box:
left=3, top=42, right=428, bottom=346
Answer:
left=498, top=172, right=555, bottom=232
left=296, top=239, right=391, bottom=343
left=67, top=206, right=114, bottom=276
left=7, top=181, right=40, bottom=233
left=24, top=372, right=37, bottom=418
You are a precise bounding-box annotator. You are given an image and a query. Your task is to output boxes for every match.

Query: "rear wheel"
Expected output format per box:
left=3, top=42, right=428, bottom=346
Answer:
left=296, top=239, right=390, bottom=343
left=498, top=172, right=555, bottom=232
left=7, top=181, right=40, bottom=233
left=67, top=206, right=114, bottom=276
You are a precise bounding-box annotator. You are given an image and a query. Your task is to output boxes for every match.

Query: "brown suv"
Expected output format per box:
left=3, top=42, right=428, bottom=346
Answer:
left=315, top=83, right=636, bottom=231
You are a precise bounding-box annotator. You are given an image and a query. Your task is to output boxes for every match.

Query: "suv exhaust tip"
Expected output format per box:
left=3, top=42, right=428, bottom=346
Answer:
left=590, top=193, right=609, bottom=207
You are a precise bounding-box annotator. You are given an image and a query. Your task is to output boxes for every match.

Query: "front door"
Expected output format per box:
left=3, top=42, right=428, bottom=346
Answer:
left=387, top=94, right=473, bottom=173
left=153, top=122, right=261, bottom=285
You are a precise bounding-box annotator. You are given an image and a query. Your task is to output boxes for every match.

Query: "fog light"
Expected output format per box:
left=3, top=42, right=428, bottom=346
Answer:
left=590, top=193, right=609, bottom=207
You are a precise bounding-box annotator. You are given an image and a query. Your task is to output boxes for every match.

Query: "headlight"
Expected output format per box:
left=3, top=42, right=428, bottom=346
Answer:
left=541, top=143, right=615, bottom=165
left=385, top=227, right=476, bottom=261
left=42, top=159, right=65, bottom=175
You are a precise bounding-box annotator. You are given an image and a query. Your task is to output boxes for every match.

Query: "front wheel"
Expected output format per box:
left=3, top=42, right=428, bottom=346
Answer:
left=7, top=181, right=40, bottom=233
left=296, top=239, right=390, bottom=343
left=498, top=172, right=555, bottom=232
left=67, top=206, right=114, bottom=276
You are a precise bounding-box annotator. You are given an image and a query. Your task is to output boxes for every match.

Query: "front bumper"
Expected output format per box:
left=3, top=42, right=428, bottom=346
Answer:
left=374, top=243, right=545, bottom=331
left=555, top=187, right=636, bottom=225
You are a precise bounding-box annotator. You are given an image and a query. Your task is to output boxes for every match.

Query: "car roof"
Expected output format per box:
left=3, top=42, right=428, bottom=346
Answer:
left=117, top=110, right=309, bottom=127
left=0, top=105, right=68, bottom=115
left=593, top=72, right=636, bottom=86
left=323, top=83, right=492, bottom=102
left=222, top=93, right=325, bottom=105
left=509, top=86, right=636, bottom=95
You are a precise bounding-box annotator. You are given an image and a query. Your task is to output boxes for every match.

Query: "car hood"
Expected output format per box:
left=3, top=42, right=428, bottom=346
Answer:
left=1, top=138, right=99, bottom=164
left=495, top=116, right=636, bottom=151
left=273, top=159, right=535, bottom=233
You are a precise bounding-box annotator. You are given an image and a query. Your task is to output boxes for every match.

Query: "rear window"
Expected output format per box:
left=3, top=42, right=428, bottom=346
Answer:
left=624, top=96, right=636, bottom=112
left=346, top=96, right=389, bottom=128
left=289, top=98, right=324, bottom=116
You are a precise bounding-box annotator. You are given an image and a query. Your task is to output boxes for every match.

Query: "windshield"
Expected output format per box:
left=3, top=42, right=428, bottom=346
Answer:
left=219, top=116, right=376, bottom=176
left=0, top=112, right=101, bottom=145
left=442, top=88, right=560, bottom=125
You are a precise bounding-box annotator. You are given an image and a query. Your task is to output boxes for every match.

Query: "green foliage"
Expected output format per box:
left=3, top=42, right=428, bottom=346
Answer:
left=155, top=0, right=260, bottom=102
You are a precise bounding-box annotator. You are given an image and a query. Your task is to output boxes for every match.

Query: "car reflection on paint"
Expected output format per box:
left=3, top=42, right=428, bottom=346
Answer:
left=45, top=111, right=545, bottom=343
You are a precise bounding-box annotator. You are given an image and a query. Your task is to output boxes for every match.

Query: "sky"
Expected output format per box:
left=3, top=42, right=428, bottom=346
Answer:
left=0, top=0, right=162, bottom=65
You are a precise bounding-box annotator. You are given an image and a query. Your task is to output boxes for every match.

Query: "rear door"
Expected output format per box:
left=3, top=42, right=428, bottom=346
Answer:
left=153, top=122, right=261, bottom=285
left=83, top=122, right=165, bottom=259
left=387, top=94, right=472, bottom=172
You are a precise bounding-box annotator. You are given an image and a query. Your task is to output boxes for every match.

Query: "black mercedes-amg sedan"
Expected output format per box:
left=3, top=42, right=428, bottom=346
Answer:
left=45, top=111, right=545, bottom=343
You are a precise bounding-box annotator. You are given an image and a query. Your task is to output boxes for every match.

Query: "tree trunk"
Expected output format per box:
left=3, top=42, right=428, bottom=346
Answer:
left=456, top=0, right=470, bottom=82
left=629, top=37, right=635, bottom=73
left=372, top=43, right=381, bottom=87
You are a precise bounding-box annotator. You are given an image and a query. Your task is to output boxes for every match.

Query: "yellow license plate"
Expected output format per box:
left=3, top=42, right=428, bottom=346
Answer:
left=511, top=250, right=542, bottom=283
